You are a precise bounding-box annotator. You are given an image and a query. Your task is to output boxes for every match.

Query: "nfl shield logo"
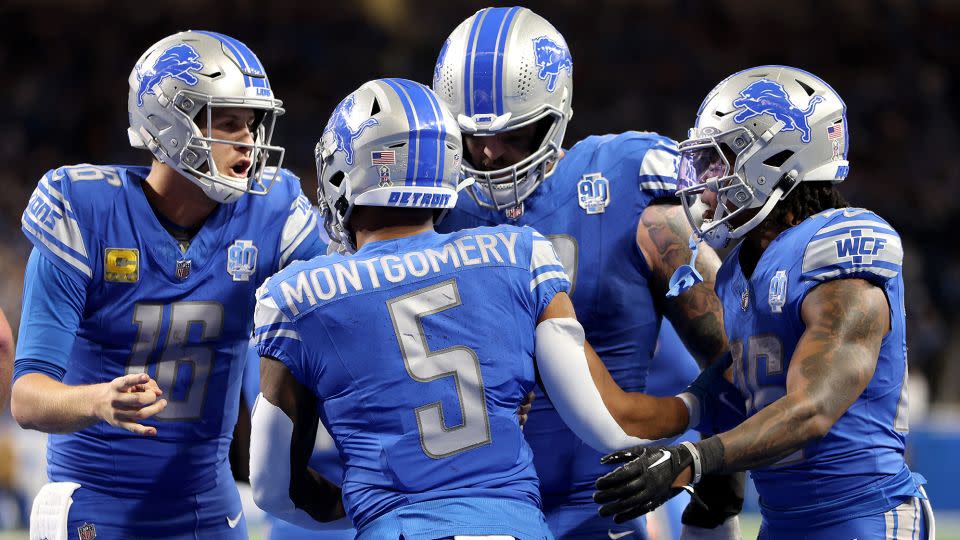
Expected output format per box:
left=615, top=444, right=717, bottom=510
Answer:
left=227, top=240, right=258, bottom=281
left=175, top=259, right=192, bottom=280
left=577, top=173, right=610, bottom=215
left=504, top=202, right=524, bottom=220
left=740, top=289, right=750, bottom=311
left=78, top=523, right=96, bottom=540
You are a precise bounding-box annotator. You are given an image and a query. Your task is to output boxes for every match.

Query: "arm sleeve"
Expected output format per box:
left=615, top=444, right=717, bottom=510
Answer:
left=279, top=193, right=326, bottom=268
left=535, top=317, right=656, bottom=453
left=528, top=229, right=571, bottom=318
left=250, top=394, right=348, bottom=529
left=253, top=283, right=307, bottom=384
left=14, top=248, right=87, bottom=383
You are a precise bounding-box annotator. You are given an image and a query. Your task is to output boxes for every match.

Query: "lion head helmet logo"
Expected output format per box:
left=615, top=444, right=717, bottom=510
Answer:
left=731, top=79, right=824, bottom=143
left=135, top=43, right=204, bottom=107
left=323, top=93, right=379, bottom=166
left=532, top=36, right=572, bottom=93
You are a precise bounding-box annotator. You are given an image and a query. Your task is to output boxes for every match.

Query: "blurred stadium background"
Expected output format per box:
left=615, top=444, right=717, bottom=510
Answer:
left=0, top=0, right=957, bottom=537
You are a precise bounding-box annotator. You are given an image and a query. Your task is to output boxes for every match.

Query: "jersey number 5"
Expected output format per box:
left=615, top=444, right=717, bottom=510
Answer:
left=125, top=302, right=224, bottom=421
left=387, top=279, right=492, bottom=459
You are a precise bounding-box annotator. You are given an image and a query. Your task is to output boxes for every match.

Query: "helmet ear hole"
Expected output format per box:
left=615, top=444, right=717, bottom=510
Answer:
left=329, top=171, right=346, bottom=189
left=763, top=150, right=795, bottom=168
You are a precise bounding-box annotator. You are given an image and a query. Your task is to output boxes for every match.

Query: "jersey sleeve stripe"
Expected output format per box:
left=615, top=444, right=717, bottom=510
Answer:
left=639, top=180, right=678, bottom=191
left=530, top=271, right=570, bottom=292
left=32, top=184, right=81, bottom=234
left=807, top=266, right=900, bottom=282
left=38, top=175, right=76, bottom=216
left=254, top=285, right=294, bottom=326
left=253, top=328, right=301, bottom=343
left=21, top=216, right=92, bottom=278
left=802, top=230, right=903, bottom=274
left=638, top=143, right=680, bottom=182
left=279, top=205, right=318, bottom=267
left=530, top=239, right=564, bottom=272
left=810, top=219, right=895, bottom=239
left=531, top=263, right=566, bottom=278
left=21, top=204, right=89, bottom=260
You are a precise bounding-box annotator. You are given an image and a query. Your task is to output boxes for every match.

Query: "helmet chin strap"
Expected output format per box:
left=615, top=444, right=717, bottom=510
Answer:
left=701, top=184, right=786, bottom=249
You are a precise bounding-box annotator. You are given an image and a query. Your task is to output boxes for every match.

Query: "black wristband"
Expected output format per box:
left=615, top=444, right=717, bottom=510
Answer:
left=694, top=435, right=725, bottom=475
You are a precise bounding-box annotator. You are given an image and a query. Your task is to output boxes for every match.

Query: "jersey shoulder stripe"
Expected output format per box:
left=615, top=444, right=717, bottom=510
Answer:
left=20, top=165, right=126, bottom=280
left=569, top=132, right=679, bottom=197
left=279, top=194, right=318, bottom=267
left=801, top=208, right=902, bottom=283
left=254, top=283, right=302, bottom=344
left=637, top=137, right=680, bottom=193
left=529, top=228, right=570, bottom=293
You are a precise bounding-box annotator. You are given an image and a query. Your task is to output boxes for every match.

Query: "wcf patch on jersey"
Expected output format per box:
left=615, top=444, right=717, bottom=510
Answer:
left=227, top=240, right=258, bottom=281
left=104, top=248, right=139, bottom=283
left=577, top=173, right=610, bottom=215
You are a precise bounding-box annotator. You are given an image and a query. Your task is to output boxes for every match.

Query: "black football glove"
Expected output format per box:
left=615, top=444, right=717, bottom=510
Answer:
left=593, top=443, right=696, bottom=524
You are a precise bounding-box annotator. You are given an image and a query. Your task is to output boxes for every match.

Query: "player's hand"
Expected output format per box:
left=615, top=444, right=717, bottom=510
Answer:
left=517, top=391, right=535, bottom=427
left=94, top=373, right=167, bottom=436
left=593, top=443, right=694, bottom=523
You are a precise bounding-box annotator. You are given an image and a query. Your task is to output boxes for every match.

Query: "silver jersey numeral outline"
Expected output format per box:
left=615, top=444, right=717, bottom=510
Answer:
left=386, top=279, right=492, bottom=459
left=732, top=334, right=803, bottom=466
left=125, top=301, right=224, bottom=421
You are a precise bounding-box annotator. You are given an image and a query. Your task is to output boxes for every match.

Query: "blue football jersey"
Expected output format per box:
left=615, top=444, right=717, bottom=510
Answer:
left=18, top=163, right=325, bottom=497
left=717, top=207, right=919, bottom=527
left=439, top=132, right=697, bottom=509
left=253, top=226, right=568, bottom=536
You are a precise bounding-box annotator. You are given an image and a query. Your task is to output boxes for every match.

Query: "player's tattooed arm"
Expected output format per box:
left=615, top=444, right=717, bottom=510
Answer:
left=715, top=279, right=887, bottom=471
left=259, top=357, right=345, bottom=522
left=636, top=202, right=727, bottom=366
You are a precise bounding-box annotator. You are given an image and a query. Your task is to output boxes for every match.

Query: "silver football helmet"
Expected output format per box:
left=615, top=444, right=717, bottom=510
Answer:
left=127, top=31, right=285, bottom=204
left=433, top=7, right=573, bottom=211
left=676, top=66, right=849, bottom=249
left=316, top=78, right=467, bottom=252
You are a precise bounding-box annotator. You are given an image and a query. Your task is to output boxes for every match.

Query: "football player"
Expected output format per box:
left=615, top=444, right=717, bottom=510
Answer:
left=12, top=31, right=325, bottom=539
left=594, top=65, right=934, bottom=539
left=248, top=78, right=684, bottom=537
left=431, top=7, right=739, bottom=538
